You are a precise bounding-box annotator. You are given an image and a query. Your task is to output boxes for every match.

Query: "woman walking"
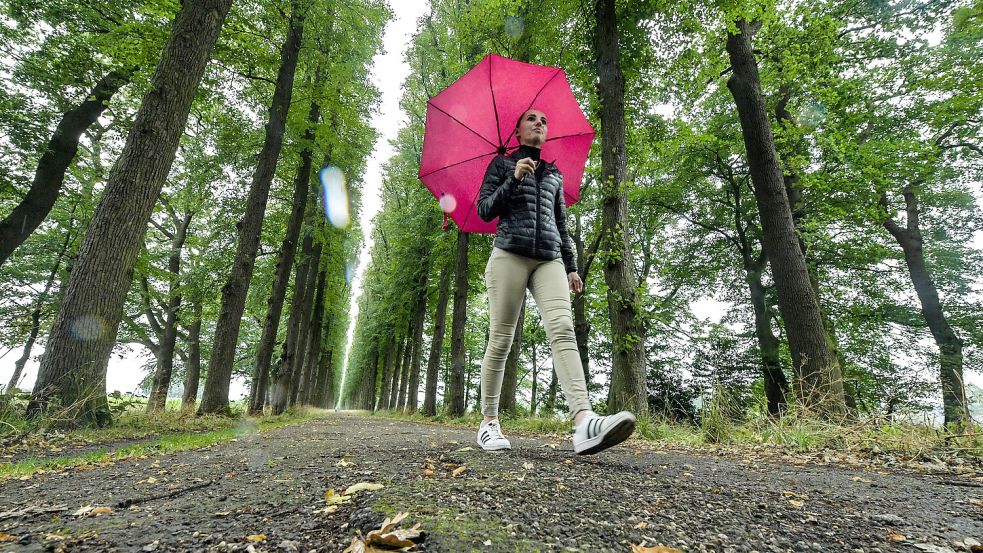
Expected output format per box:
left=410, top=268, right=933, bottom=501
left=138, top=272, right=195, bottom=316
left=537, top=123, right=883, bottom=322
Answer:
left=475, top=108, right=636, bottom=455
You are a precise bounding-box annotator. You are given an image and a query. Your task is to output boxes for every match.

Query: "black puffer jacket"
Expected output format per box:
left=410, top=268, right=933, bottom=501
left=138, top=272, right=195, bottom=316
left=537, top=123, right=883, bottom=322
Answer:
left=477, top=146, right=578, bottom=274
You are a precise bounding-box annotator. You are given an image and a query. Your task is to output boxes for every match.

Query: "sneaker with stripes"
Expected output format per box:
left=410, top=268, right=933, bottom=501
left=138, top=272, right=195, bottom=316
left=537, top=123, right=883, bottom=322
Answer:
left=572, top=411, right=636, bottom=455
left=476, top=419, right=512, bottom=451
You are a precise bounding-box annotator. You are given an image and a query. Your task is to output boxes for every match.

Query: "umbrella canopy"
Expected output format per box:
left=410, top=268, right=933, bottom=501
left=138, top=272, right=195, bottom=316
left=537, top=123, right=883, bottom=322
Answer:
left=418, top=53, right=595, bottom=234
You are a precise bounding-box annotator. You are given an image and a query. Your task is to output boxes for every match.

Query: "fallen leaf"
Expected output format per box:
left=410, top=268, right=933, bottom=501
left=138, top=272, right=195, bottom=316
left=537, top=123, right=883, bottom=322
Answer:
left=213, top=511, right=231, bottom=517
left=788, top=499, right=805, bottom=509
left=343, top=482, right=385, bottom=495
left=563, top=459, right=573, bottom=465
left=0, top=533, right=16, bottom=542
left=324, top=489, right=352, bottom=505
left=680, top=472, right=693, bottom=477
left=422, top=469, right=435, bottom=478
left=522, top=462, right=534, bottom=470
left=73, top=505, right=112, bottom=517
left=886, top=532, right=907, bottom=542
left=336, top=459, right=354, bottom=467
left=313, top=505, right=339, bottom=515
left=634, top=521, right=648, bottom=529
left=456, top=446, right=474, bottom=452
left=138, top=477, right=158, bottom=484
left=630, top=544, right=683, bottom=553
left=44, top=534, right=67, bottom=541
left=451, top=466, right=467, bottom=477
left=852, top=476, right=872, bottom=483
left=245, top=534, right=266, bottom=543
left=968, top=499, right=983, bottom=508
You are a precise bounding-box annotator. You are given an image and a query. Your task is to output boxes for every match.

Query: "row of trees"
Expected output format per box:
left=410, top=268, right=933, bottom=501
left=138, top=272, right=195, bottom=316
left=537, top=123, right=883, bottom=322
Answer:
left=343, top=0, right=981, bottom=427
left=0, top=0, right=388, bottom=424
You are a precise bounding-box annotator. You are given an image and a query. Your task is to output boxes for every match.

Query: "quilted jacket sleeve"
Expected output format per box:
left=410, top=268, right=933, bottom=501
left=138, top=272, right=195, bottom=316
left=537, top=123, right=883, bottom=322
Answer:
left=477, top=156, right=519, bottom=222
left=553, top=172, right=578, bottom=274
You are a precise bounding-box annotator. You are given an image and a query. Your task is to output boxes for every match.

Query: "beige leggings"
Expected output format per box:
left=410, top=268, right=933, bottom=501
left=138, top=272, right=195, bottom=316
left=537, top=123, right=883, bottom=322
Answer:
left=481, top=247, right=592, bottom=419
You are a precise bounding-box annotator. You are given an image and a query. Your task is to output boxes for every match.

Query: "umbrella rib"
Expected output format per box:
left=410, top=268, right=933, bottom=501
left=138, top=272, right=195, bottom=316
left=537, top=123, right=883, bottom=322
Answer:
left=418, top=150, right=497, bottom=179
left=489, top=56, right=503, bottom=148
left=523, top=68, right=562, bottom=115
left=426, top=102, right=498, bottom=150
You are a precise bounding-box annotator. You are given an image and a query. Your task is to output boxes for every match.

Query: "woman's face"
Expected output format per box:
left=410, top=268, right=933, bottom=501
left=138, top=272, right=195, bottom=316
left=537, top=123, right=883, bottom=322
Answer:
left=515, top=109, right=548, bottom=146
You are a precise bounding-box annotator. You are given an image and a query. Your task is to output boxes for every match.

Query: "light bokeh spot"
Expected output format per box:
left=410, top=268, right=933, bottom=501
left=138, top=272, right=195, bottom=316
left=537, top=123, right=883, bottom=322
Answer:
left=70, top=314, right=105, bottom=341
left=439, top=193, right=457, bottom=213
left=320, top=166, right=351, bottom=229
left=504, top=16, right=524, bottom=38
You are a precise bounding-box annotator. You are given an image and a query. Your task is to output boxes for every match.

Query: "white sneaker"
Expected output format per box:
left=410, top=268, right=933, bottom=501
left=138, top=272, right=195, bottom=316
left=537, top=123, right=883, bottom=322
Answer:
left=572, top=411, right=636, bottom=455
left=476, top=419, right=512, bottom=451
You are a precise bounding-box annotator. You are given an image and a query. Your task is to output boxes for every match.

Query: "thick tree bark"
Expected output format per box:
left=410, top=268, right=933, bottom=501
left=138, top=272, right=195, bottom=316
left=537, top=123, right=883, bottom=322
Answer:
left=289, top=241, right=322, bottom=406
left=594, top=0, right=648, bottom=416
left=573, top=215, right=602, bottom=389
left=147, top=210, right=193, bottom=412
left=199, top=3, right=306, bottom=415
left=376, top=336, right=397, bottom=410
left=315, top=340, right=334, bottom=408
left=499, top=300, right=524, bottom=416
left=881, top=188, right=967, bottom=425
left=0, top=68, right=131, bottom=267
left=27, top=0, right=234, bottom=426
left=6, top=231, right=70, bottom=393
left=725, top=20, right=844, bottom=417
left=270, top=229, right=314, bottom=415
left=387, top=335, right=405, bottom=410
left=180, top=302, right=203, bottom=411
left=447, top=230, right=469, bottom=416
left=249, top=101, right=320, bottom=415
left=422, top=261, right=451, bottom=416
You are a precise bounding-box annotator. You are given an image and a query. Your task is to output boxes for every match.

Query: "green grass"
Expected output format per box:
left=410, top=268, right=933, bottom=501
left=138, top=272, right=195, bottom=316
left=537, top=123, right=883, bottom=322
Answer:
left=368, top=408, right=982, bottom=459
left=0, top=404, right=329, bottom=480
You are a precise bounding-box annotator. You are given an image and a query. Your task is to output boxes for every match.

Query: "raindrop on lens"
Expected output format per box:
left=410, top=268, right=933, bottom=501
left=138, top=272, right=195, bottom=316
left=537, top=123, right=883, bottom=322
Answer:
left=70, top=314, right=105, bottom=341
left=319, top=166, right=350, bottom=229
left=504, top=16, right=524, bottom=38
left=799, top=102, right=826, bottom=130
left=439, top=193, right=457, bottom=213
left=344, top=262, right=355, bottom=284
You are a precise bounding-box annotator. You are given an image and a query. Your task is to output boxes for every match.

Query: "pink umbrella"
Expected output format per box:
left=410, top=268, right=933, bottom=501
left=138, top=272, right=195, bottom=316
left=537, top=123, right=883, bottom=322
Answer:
left=418, top=53, right=595, bottom=233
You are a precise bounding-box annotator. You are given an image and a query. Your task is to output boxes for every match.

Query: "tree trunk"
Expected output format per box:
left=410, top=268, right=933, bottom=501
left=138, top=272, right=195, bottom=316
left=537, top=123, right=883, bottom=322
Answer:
left=546, top=368, right=558, bottom=414
left=530, top=343, right=539, bottom=416
left=745, top=260, right=789, bottom=416
left=396, top=324, right=414, bottom=412
left=882, top=187, right=967, bottom=425
left=360, top=349, right=379, bottom=411
left=447, top=230, right=469, bottom=416
left=6, top=231, right=70, bottom=393
left=499, top=300, right=524, bottom=416
left=270, top=229, right=314, bottom=415
left=289, top=240, right=322, bottom=407
left=199, top=3, right=306, bottom=416
left=299, top=268, right=327, bottom=405
left=725, top=19, right=844, bottom=417
left=316, top=343, right=334, bottom=408
left=27, top=0, right=234, bottom=426
left=406, top=275, right=429, bottom=412
left=377, top=336, right=397, bottom=410
left=180, top=302, right=203, bottom=411
left=387, top=335, right=405, bottom=410
left=0, top=68, right=131, bottom=267
left=249, top=100, right=320, bottom=414
left=147, top=210, right=193, bottom=412
left=422, top=261, right=451, bottom=416
left=594, top=0, right=648, bottom=416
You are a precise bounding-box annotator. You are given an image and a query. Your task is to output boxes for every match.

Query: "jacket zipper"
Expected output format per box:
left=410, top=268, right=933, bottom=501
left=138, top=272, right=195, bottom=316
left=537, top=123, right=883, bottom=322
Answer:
left=534, top=171, right=541, bottom=255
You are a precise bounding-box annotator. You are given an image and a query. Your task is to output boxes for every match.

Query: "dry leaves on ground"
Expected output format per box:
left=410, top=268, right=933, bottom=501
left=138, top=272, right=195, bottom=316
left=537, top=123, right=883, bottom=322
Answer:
left=72, top=505, right=112, bottom=517
left=343, top=512, right=424, bottom=552
left=630, top=544, right=683, bottom=553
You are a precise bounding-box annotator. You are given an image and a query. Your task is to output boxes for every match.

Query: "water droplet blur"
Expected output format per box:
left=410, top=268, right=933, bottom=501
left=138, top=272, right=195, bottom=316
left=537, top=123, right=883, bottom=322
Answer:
left=504, top=16, right=524, bottom=39
left=799, top=102, right=826, bottom=130
left=439, top=193, right=457, bottom=213
left=70, top=314, right=105, bottom=341
left=319, top=166, right=350, bottom=229
left=344, top=261, right=355, bottom=284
